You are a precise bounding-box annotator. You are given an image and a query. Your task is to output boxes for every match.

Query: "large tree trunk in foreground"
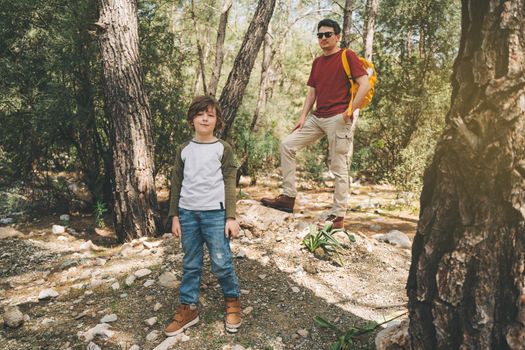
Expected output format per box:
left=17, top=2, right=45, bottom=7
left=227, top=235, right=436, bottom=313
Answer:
left=218, top=0, right=276, bottom=139
left=208, top=0, right=232, bottom=97
left=363, top=0, right=378, bottom=61
left=407, top=1, right=525, bottom=349
left=97, top=0, right=161, bottom=242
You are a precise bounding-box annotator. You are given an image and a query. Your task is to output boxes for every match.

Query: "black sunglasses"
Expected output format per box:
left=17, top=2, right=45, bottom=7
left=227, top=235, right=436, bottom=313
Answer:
left=316, top=31, right=335, bottom=39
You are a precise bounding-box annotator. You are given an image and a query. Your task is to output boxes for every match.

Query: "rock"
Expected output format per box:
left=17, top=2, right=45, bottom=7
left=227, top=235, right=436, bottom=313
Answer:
left=90, top=278, right=103, bottom=289
left=111, top=282, right=120, bottom=290
left=297, top=329, right=309, bottom=338
left=52, top=225, right=66, bottom=234
left=146, top=330, right=160, bottom=342
left=129, top=345, right=140, bottom=350
left=143, top=279, right=155, bottom=287
left=80, top=240, right=101, bottom=251
left=369, top=224, right=382, bottom=231
left=134, top=268, right=152, bottom=278
left=38, top=288, right=59, bottom=300
left=372, top=230, right=412, bottom=248
left=87, top=342, right=101, bottom=350
left=158, top=272, right=178, bottom=288
left=243, top=306, right=253, bottom=315
left=232, top=345, right=246, bottom=350
left=125, top=275, right=136, bottom=286
left=144, top=317, right=157, bottom=326
left=142, top=240, right=161, bottom=249
left=236, top=249, right=247, bottom=258
left=153, top=302, right=162, bottom=311
left=78, top=323, right=114, bottom=342
left=291, top=287, right=300, bottom=293
left=0, top=218, right=14, bottom=225
left=60, top=214, right=70, bottom=222
left=375, top=319, right=409, bottom=350
left=3, top=306, right=24, bottom=328
left=152, top=333, right=190, bottom=350
left=258, top=274, right=266, bottom=280
left=96, top=258, right=107, bottom=266
left=100, top=314, right=118, bottom=323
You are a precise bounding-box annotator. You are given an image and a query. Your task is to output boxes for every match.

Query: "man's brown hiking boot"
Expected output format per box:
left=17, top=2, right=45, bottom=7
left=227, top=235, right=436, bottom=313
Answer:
left=164, top=304, right=199, bottom=337
left=260, top=194, right=295, bottom=213
left=319, top=215, right=345, bottom=230
left=224, top=297, right=242, bottom=333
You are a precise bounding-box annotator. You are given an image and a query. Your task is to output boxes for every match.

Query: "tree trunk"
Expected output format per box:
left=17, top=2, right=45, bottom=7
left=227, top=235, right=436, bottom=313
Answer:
left=363, top=0, right=378, bottom=61
left=341, top=0, right=353, bottom=48
left=407, top=1, right=525, bottom=349
left=208, top=0, right=232, bottom=97
left=191, top=0, right=208, bottom=95
left=218, top=0, right=276, bottom=139
left=251, top=29, right=275, bottom=131
left=97, top=0, right=161, bottom=242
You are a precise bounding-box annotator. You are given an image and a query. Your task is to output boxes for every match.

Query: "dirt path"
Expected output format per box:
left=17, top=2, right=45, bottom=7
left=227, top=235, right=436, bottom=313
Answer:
left=0, top=183, right=417, bottom=350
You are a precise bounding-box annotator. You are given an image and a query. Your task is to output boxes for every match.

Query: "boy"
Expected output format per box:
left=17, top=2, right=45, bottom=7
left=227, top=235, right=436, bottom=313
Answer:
left=165, top=95, right=241, bottom=336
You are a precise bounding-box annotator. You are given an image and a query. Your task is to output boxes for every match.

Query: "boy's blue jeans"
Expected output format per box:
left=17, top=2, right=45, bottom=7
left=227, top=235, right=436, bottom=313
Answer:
left=178, top=208, right=240, bottom=305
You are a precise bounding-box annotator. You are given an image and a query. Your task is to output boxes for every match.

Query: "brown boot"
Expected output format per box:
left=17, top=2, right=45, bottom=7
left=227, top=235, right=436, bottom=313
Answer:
left=164, top=304, right=199, bottom=337
left=260, top=194, right=295, bottom=213
left=224, top=297, right=242, bottom=333
left=318, top=215, right=344, bottom=230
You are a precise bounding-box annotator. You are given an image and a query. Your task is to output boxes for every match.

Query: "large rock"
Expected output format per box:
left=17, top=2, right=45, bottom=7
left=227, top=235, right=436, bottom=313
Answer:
left=237, top=201, right=291, bottom=234
left=371, top=230, right=411, bottom=248
left=158, top=272, right=178, bottom=289
left=375, top=319, right=409, bottom=350
left=3, top=306, right=24, bottom=328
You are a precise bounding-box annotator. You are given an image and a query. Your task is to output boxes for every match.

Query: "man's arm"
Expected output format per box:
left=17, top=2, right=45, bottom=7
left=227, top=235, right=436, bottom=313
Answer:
left=292, top=86, right=316, bottom=131
left=344, top=75, right=370, bottom=123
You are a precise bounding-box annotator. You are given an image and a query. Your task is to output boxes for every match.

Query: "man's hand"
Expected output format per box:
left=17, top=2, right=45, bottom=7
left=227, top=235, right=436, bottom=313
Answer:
left=291, top=115, right=306, bottom=133
left=171, top=216, right=181, bottom=238
left=225, top=218, right=240, bottom=239
left=343, top=108, right=359, bottom=124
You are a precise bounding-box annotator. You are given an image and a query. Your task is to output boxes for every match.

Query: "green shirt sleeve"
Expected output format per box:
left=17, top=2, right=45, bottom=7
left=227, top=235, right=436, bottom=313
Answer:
left=220, top=140, right=238, bottom=219
left=168, top=143, right=186, bottom=217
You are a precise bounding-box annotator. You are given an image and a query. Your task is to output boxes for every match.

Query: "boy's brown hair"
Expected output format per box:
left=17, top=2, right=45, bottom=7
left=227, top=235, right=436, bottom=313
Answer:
left=187, top=95, right=224, bottom=132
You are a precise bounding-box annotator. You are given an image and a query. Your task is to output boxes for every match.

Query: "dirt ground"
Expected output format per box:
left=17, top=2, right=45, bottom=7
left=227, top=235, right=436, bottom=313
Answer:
left=0, top=177, right=418, bottom=350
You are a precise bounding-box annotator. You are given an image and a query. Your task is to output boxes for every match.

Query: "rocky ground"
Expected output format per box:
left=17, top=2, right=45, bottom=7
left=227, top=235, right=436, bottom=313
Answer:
left=0, top=179, right=417, bottom=350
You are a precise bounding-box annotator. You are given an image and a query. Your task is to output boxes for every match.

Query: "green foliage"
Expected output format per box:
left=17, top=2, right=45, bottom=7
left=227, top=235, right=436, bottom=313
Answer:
left=93, top=200, right=107, bottom=228
left=302, top=223, right=354, bottom=266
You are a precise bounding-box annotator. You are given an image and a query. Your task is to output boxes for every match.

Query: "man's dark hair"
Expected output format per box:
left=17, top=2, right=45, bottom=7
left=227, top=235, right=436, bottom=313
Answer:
left=317, top=19, right=341, bottom=35
left=187, top=95, right=224, bottom=132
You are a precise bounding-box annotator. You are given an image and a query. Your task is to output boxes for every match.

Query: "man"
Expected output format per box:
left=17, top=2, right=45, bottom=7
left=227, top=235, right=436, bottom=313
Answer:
left=261, top=19, right=371, bottom=229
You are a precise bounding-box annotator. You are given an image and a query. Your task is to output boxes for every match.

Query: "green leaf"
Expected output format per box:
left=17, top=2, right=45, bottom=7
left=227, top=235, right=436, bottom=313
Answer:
left=314, top=315, right=339, bottom=331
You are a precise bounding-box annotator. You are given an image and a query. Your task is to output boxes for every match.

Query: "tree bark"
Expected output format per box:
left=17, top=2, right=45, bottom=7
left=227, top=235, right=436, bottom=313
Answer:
left=97, top=0, right=161, bottom=242
left=218, top=0, right=276, bottom=139
left=341, top=0, right=353, bottom=48
left=407, top=1, right=525, bottom=349
left=208, top=0, right=232, bottom=97
left=251, top=29, right=275, bottom=131
left=191, top=0, right=208, bottom=95
left=363, top=0, right=378, bottom=61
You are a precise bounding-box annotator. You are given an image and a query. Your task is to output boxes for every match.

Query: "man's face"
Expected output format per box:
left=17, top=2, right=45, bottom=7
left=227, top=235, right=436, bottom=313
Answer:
left=317, top=26, right=340, bottom=51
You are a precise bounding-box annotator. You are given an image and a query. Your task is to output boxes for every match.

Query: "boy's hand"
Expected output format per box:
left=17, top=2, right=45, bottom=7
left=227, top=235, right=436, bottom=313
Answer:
left=225, top=218, right=240, bottom=239
left=171, top=216, right=181, bottom=238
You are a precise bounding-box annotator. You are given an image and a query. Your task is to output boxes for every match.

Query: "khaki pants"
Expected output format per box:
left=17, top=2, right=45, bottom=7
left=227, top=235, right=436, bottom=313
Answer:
left=280, top=113, right=357, bottom=217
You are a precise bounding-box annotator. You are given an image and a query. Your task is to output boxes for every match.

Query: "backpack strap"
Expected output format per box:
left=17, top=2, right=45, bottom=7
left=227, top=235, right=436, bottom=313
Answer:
left=341, top=49, right=355, bottom=112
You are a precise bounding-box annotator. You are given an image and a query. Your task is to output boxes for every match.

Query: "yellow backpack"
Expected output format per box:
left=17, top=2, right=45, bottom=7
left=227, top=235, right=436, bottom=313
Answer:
left=341, top=49, right=377, bottom=110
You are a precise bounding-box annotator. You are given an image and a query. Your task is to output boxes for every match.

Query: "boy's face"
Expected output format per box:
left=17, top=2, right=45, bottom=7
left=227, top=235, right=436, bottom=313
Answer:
left=192, top=106, right=217, bottom=138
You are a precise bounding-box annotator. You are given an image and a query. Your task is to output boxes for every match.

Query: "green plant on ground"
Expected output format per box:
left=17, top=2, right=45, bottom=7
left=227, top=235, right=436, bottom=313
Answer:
left=94, top=200, right=107, bottom=228
left=302, top=223, right=354, bottom=266
left=314, top=312, right=408, bottom=350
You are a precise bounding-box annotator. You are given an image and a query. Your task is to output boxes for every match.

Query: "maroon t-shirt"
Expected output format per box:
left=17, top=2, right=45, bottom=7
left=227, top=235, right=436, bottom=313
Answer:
left=307, top=49, right=367, bottom=118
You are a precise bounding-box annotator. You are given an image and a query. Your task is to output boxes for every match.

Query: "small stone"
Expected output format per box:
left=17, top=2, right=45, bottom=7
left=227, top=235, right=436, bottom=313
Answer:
left=52, top=225, right=66, bottom=234
left=242, top=306, right=253, bottom=315
left=38, top=288, right=59, bottom=300
left=134, top=268, right=152, bottom=278
left=78, top=323, right=114, bottom=342
left=291, top=287, right=300, bottom=293
left=96, top=258, right=107, bottom=266
left=144, top=317, right=157, bottom=326
left=143, top=279, right=155, bottom=287
left=236, top=249, right=247, bottom=258
left=125, top=275, right=136, bottom=286
left=153, top=303, right=162, bottom=311
left=158, top=272, right=179, bottom=289
left=100, top=314, right=118, bottom=323
left=111, top=282, right=120, bottom=290
left=87, top=342, right=101, bottom=350
left=0, top=218, right=14, bottom=225
left=232, top=345, right=246, bottom=350
left=3, top=306, right=24, bottom=328
left=60, top=214, right=70, bottom=222
left=146, top=330, right=160, bottom=342
left=258, top=274, right=266, bottom=280
left=120, top=293, right=128, bottom=298
left=297, top=329, right=309, bottom=338
left=129, top=345, right=140, bottom=350
left=240, top=289, right=250, bottom=295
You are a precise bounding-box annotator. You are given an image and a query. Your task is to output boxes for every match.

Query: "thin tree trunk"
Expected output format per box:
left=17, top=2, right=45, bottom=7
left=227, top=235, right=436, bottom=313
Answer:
left=208, top=0, right=232, bottom=97
left=407, top=1, right=525, bottom=348
left=251, top=29, right=274, bottom=131
left=96, top=0, right=161, bottom=242
left=341, top=0, right=353, bottom=48
left=363, top=0, right=378, bottom=61
left=190, top=0, right=208, bottom=95
left=218, top=0, right=276, bottom=139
